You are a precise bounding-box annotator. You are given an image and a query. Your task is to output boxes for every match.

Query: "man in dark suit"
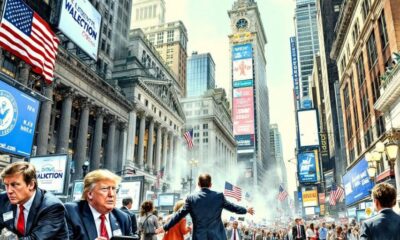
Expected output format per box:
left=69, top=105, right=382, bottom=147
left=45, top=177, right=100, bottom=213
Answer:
left=360, top=182, right=400, bottom=240
left=156, top=173, right=254, bottom=240
left=120, top=197, right=138, bottom=234
left=0, top=162, right=68, bottom=239
left=291, top=217, right=306, bottom=240
left=226, top=220, right=243, bottom=240
left=65, top=169, right=133, bottom=240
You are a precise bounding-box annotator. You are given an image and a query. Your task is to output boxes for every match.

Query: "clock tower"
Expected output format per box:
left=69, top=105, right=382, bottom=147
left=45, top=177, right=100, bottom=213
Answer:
left=228, top=0, right=275, bottom=194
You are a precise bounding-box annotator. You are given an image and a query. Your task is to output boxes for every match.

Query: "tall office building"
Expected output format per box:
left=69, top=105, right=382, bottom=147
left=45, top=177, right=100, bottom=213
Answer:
left=228, top=0, right=272, bottom=191
left=270, top=124, right=287, bottom=189
left=294, top=0, right=320, bottom=101
left=186, top=52, right=216, bottom=97
left=130, top=0, right=166, bottom=29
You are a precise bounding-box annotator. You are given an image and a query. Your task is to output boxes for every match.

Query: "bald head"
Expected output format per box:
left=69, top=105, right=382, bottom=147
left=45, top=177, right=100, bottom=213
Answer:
left=198, top=173, right=212, bottom=188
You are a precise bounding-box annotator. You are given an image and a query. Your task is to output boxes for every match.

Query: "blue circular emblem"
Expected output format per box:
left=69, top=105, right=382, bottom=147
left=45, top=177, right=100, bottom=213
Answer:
left=0, top=90, right=18, bottom=136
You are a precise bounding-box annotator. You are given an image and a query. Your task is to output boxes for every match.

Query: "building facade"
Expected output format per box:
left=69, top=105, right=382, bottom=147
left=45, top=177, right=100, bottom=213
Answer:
left=228, top=0, right=272, bottom=192
left=130, top=0, right=166, bottom=29
left=186, top=52, right=216, bottom=97
left=270, top=124, right=287, bottom=189
left=180, top=88, right=237, bottom=175
left=331, top=0, right=400, bottom=207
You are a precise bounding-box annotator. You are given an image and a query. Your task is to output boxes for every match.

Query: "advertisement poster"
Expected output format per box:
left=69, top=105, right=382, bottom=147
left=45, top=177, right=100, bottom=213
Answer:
left=233, top=87, right=255, bottom=136
left=297, top=109, right=319, bottom=148
left=232, top=43, right=252, bottom=60
left=58, top=0, right=102, bottom=59
left=343, top=158, right=374, bottom=206
left=319, top=193, right=326, bottom=204
left=116, top=180, right=142, bottom=210
left=0, top=79, right=40, bottom=157
left=302, top=189, right=318, bottom=207
left=30, top=155, right=68, bottom=194
left=298, top=151, right=319, bottom=183
left=235, top=135, right=255, bottom=148
left=290, top=37, right=300, bottom=105
left=233, top=59, right=253, bottom=81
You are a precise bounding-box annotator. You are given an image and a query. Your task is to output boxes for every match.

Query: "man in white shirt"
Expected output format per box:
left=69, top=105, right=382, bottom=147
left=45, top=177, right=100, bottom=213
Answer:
left=226, top=221, right=242, bottom=240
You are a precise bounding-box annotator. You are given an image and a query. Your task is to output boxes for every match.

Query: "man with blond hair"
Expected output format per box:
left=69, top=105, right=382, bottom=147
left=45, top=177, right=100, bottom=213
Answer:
left=360, top=182, right=400, bottom=240
left=0, top=161, right=68, bottom=239
left=65, top=169, right=133, bottom=240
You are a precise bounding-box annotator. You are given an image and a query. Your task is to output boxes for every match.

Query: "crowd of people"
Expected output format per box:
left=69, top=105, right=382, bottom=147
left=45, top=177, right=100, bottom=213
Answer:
left=0, top=161, right=400, bottom=240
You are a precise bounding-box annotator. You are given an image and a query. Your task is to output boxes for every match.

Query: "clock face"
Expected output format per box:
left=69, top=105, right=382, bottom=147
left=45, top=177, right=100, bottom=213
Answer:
left=236, top=18, right=248, bottom=29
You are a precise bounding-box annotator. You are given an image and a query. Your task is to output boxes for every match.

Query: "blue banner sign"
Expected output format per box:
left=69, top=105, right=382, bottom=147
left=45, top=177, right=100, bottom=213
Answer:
left=343, top=158, right=374, bottom=206
left=0, top=79, right=40, bottom=157
left=298, top=151, right=318, bottom=183
left=290, top=37, right=300, bottom=107
left=232, top=43, right=253, bottom=60
left=235, top=134, right=254, bottom=148
left=233, top=79, right=253, bottom=88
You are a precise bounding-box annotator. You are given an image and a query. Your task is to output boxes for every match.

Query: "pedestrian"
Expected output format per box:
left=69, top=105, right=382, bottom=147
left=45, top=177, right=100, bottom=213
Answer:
left=306, top=223, right=317, bottom=240
left=138, top=200, right=158, bottom=240
left=360, top=182, right=400, bottom=240
left=318, top=223, right=327, bottom=240
left=227, top=220, right=243, bottom=240
left=120, top=197, right=139, bottom=235
left=0, top=162, right=69, bottom=239
left=155, top=173, right=254, bottom=239
left=162, top=200, right=191, bottom=240
left=292, top=217, right=306, bottom=240
left=65, top=169, right=133, bottom=239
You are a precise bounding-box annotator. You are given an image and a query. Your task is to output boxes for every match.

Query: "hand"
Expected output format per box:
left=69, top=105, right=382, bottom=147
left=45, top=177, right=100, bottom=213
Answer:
left=247, top=207, right=255, bottom=215
left=155, top=226, right=165, bottom=234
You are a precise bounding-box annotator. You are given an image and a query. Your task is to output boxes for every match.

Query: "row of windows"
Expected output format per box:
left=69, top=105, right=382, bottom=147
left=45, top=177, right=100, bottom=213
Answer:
left=135, top=5, right=158, bottom=21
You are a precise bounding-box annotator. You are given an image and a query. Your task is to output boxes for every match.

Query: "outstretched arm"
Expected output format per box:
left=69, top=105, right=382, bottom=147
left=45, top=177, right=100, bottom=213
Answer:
left=158, top=198, right=191, bottom=233
left=223, top=195, right=253, bottom=215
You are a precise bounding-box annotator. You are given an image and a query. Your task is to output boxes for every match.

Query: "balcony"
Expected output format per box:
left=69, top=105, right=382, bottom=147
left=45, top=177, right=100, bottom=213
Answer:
left=374, top=56, right=400, bottom=112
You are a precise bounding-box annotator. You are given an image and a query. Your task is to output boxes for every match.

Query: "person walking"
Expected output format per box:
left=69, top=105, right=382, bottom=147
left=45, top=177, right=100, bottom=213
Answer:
left=120, top=197, right=138, bottom=235
left=138, top=200, right=158, bottom=240
left=360, top=183, right=400, bottom=240
left=292, top=218, right=306, bottom=240
left=162, top=200, right=191, bottom=240
left=155, top=173, right=254, bottom=240
left=226, top=221, right=243, bottom=240
left=318, top=223, right=327, bottom=240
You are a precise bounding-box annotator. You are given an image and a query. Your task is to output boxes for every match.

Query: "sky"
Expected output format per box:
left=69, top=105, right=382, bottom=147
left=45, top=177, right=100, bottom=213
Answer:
left=164, top=0, right=298, bottom=196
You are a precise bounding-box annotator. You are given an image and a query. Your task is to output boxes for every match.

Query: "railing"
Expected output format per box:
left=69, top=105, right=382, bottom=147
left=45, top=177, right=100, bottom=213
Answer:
left=380, top=53, right=400, bottom=91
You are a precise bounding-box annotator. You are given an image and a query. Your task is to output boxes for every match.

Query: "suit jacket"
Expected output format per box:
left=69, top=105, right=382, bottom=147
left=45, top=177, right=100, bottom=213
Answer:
left=226, top=228, right=243, bottom=240
left=291, top=224, right=306, bottom=240
left=120, top=206, right=138, bottom=234
left=163, top=188, right=247, bottom=240
left=65, top=200, right=133, bottom=240
left=0, top=188, right=68, bottom=240
left=360, top=208, right=400, bottom=240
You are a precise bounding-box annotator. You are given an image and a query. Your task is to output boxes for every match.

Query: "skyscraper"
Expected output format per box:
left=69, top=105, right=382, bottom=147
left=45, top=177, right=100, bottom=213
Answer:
left=130, top=0, right=165, bottom=29
left=228, top=0, right=272, bottom=191
left=186, top=52, right=216, bottom=97
left=270, top=124, right=287, bottom=189
left=294, top=0, right=320, bottom=101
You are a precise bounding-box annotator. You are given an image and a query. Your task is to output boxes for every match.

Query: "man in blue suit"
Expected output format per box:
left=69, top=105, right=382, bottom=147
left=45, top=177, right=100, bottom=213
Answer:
left=0, top=162, right=68, bottom=239
left=360, top=182, right=400, bottom=240
left=65, top=169, right=133, bottom=240
left=156, top=173, right=254, bottom=240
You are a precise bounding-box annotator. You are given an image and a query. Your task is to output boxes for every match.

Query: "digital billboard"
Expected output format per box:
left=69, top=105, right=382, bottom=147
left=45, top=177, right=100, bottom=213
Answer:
left=158, top=194, right=175, bottom=206
left=302, top=189, right=318, bottom=207
left=233, top=87, right=255, bottom=136
left=58, top=0, right=102, bottom=60
left=30, top=154, right=68, bottom=194
left=232, top=43, right=252, bottom=60
left=116, top=180, right=143, bottom=211
left=298, top=151, right=320, bottom=183
left=233, top=59, right=253, bottom=81
left=0, top=79, right=40, bottom=157
left=235, top=135, right=255, bottom=148
left=343, top=158, right=374, bottom=206
left=297, top=109, right=319, bottom=148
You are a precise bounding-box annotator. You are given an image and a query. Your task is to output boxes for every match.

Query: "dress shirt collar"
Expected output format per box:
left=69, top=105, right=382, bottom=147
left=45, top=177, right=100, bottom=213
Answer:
left=18, top=190, right=36, bottom=212
left=88, top=203, right=110, bottom=221
left=379, top=208, right=391, bottom=213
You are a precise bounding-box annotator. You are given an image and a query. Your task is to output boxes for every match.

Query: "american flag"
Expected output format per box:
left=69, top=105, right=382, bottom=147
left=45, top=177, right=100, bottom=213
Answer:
left=277, top=185, right=288, bottom=201
left=183, top=129, right=194, bottom=149
left=155, top=167, right=164, bottom=189
left=224, top=181, right=242, bottom=201
left=329, top=184, right=345, bottom=206
left=0, top=0, right=59, bottom=83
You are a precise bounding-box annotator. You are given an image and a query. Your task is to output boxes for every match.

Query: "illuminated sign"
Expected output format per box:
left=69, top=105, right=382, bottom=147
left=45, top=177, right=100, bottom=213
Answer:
left=233, top=59, right=253, bottom=81
left=290, top=37, right=300, bottom=107
left=297, top=109, right=320, bottom=148
left=298, top=150, right=320, bottom=183
left=302, top=189, right=318, bottom=207
left=116, top=180, right=143, bottom=211
left=233, top=87, right=255, bottom=135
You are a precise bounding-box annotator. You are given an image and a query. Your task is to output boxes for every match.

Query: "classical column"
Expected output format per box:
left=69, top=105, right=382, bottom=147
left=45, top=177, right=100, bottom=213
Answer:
left=162, top=129, right=168, bottom=173
left=154, top=124, right=162, bottom=173
left=18, top=62, right=31, bottom=86
left=73, top=99, right=90, bottom=180
left=36, top=84, right=54, bottom=155
left=126, top=111, right=137, bottom=166
left=137, top=113, right=146, bottom=169
left=168, top=132, right=174, bottom=177
left=118, top=122, right=128, bottom=173
left=90, top=108, right=105, bottom=170
left=56, top=90, right=74, bottom=154
left=105, top=117, right=117, bottom=171
left=146, top=118, right=154, bottom=172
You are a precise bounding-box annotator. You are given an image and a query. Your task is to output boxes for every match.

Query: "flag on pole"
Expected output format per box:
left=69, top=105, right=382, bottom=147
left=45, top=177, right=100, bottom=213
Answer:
left=0, top=0, right=59, bottom=83
left=224, top=181, right=242, bottom=201
left=155, top=167, right=164, bottom=189
left=277, top=184, right=288, bottom=201
left=183, top=129, right=194, bottom=149
left=329, top=184, right=344, bottom=206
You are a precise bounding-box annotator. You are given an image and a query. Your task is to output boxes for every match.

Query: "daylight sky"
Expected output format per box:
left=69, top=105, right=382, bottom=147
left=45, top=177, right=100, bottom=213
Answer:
left=165, top=0, right=298, bottom=196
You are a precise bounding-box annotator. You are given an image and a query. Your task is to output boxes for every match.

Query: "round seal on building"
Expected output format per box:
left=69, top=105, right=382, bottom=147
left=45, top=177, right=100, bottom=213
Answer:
left=0, top=90, right=18, bottom=136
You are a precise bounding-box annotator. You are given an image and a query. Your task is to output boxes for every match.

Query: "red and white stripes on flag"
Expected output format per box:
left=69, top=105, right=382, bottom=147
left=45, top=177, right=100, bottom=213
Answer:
left=277, top=185, right=288, bottom=201
left=183, top=129, right=194, bottom=149
left=329, top=184, right=345, bottom=206
left=0, top=0, right=59, bottom=83
left=224, top=181, right=242, bottom=201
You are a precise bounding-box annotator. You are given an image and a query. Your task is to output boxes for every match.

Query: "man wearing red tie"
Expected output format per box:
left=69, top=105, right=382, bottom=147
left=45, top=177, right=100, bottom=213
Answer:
left=0, top=162, right=68, bottom=239
left=226, top=221, right=242, bottom=240
left=292, top=217, right=306, bottom=240
left=65, top=169, right=133, bottom=240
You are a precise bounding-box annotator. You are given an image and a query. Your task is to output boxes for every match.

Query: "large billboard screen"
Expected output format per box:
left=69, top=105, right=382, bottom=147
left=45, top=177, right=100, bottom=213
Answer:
left=233, top=87, right=255, bottom=136
left=343, top=158, right=374, bottom=206
left=298, top=151, right=320, bottom=183
left=116, top=180, right=143, bottom=211
left=233, top=59, right=253, bottom=81
left=302, top=189, right=318, bottom=207
left=30, top=155, right=68, bottom=194
left=232, top=43, right=252, bottom=60
left=0, top=79, right=40, bottom=157
left=58, top=0, right=102, bottom=60
left=297, top=109, right=319, bottom=148
left=235, top=135, right=255, bottom=148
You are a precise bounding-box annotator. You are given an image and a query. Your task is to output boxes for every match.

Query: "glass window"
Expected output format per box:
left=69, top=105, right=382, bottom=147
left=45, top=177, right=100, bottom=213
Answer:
left=379, top=11, right=389, bottom=49
left=203, top=124, right=208, bottom=129
left=367, top=33, right=378, bottom=68
left=356, top=55, right=366, bottom=86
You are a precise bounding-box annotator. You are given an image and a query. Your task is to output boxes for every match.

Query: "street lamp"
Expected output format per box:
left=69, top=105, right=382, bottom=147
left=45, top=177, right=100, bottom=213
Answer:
left=188, top=159, right=199, bottom=194
left=82, top=160, right=90, bottom=178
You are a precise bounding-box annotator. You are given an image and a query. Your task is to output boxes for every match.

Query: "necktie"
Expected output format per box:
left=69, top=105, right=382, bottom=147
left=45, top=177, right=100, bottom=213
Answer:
left=234, top=229, right=237, bottom=240
left=100, top=214, right=109, bottom=240
left=297, top=225, right=300, bottom=238
left=17, top=205, right=25, bottom=235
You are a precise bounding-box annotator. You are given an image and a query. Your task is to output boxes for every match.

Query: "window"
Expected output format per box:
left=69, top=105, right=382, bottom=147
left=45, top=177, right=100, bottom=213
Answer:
left=101, top=39, right=106, bottom=51
left=203, top=124, right=208, bottom=129
left=167, top=30, right=174, bottom=43
left=360, top=88, right=370, bottom=122
left=145, top=99, right=148, bottom=106
left=343, top=84, right=350, bottom=108
left=362, top=0, right=370, bottom=20
left=353, top=100, right=359, bottom=131
left=379, top=11, right=389, bottom=49
left=367, top=33, right=378, bottom=68
left=203, top=138, right=208, bottom=143
left=352, top=20, right=360, bottom=45
left=106, top=44, right=110, bottom=55
left=203, top=109, right=208, bottom=114
left=194, top=132, right=199, bottom=138
left=1, top=56, right=17, bottom=78
left=203, top=132, right=208, bottom=137
left=364, top=127, right=373, bottom=149
left=157, top=32, right=164, bottom=45
left=356, top=55, right=366, bottom=86
left=194, top=125, right=200, bottom=130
